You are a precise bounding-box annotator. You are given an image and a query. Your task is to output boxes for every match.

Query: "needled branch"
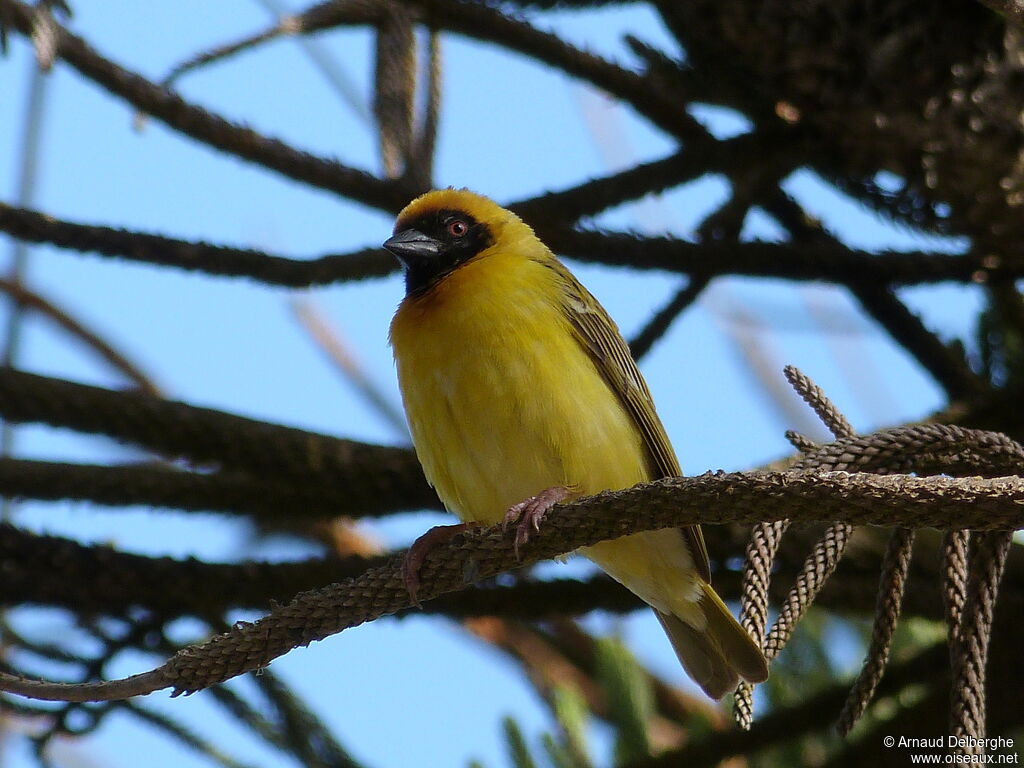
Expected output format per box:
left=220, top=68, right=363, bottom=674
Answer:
left=836, top=526, right=916, bottom=735
left=0, top=458, right=425, bottom=520
left=1, top=471, right=1023, bottom=702
left=848, top=280, right=985, bottom=403
left=734, top=517, right=788, bottom=730
left=736, top=365, right=854, bottom=726
left=542, top=228, right=996, bottom=285
left=373, top=2, right=416, bottom=178
left=949, top=530, right=1014, bottom=754
left=628, top=275, right=711, bottom=361
left=0, top=0, right=420, bottom=212
left=0, top=368, right=435, bottom=509
left=784, top=364, right=855, bottom=439
left=512, top=132, right=787, bottom=225
left=0, top=522, right=646, bottom=619
left=5, top=521, right=1017, bottom=624
left=762, top=189, right=984, bottom=403
left=285, top=0, right=707, bottom=141
left=0, top=202, right=396, bottom=287
left=789, top=423, right=1024, bottom=478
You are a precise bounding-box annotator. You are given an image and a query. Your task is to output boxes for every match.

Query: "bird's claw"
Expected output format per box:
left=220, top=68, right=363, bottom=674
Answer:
left=503, top=485, right=571, bottom=559
left=402, top=523, right=470, bottom=608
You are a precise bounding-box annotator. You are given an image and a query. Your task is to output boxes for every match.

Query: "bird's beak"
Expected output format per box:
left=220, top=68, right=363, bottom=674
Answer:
left=383, top=229, right=443, bottom=266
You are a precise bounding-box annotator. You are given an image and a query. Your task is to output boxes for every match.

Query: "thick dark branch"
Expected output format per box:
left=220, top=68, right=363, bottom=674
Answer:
left=792, top=423, right=1024, bottom=478
left=512, top=132, right=793, bottom=225
left=1, top=470, right=1021, bottom=701
left=0, top=522, right=389, bottom=616
left=546, top=229, right=997, bottom=285
left=849, top=281, right=985, bottom=402
left=0, top=202, right=1001, bottom=288
left=160, top=0, right=688, bottom=146
left=761, top=188, right=984, bottom=401
left=0, top=458, right=426, bottom=520
left=0, top=202, right=395, bottom=286
left=6, top=520, right=1016, bottom=624
left=0, top=522, right=646, bottom=619
left=836, top=526, right=916, bottom=736
left=159, top=0, right=382, bottom=92
left=414, top=0, right=704, bottom=138
left=289, top=0, right=704, bottom=141
left=628, top=274, right=711, bottom=360
left=0, top=368, right=436, bottom=508
left=0, top=0, right=419, bottom=212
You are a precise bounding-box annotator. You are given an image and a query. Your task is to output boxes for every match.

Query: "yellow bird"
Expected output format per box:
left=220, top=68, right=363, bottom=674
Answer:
left=385, top=188, right=768, bottom=699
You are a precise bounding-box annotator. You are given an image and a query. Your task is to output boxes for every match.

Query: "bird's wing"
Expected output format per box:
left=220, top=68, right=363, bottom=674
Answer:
left=546, top=258, right=712, bottom=583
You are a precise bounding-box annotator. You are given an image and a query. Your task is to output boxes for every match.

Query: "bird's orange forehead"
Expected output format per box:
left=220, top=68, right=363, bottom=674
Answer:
left=393, top=188, right=518, bottom=234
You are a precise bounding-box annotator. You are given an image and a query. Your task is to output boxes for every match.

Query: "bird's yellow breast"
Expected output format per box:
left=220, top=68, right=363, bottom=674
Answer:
left=389, top=249, right=649, bottom=524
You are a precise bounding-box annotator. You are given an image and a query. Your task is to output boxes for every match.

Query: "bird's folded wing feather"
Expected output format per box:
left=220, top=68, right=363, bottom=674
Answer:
left=544, top=258, right=712, bottom=583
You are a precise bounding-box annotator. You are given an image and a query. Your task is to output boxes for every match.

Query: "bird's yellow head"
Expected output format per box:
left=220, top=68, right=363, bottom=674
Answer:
left=384, top=188, right=531, bottom=296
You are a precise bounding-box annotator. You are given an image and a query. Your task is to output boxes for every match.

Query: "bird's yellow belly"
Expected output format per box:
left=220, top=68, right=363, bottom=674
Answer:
left=390, top=255, right=701, bottom=620
left=396, top=291, right=646, bottom=520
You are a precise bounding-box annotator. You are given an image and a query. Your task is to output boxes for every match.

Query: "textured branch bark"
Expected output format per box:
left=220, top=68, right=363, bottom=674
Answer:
left=542, top=229, right=994, bottom=285
left=2, top=199, right=998, bottom=286
left=0, top=369, right=436, bottom=509
left=0, top=458, right=426, bottom=520
left=0, top=201, right=396, bottom=286
left=0, top=470, right=1021, bottom=702
left=4, top=521, right=1018, bottom=624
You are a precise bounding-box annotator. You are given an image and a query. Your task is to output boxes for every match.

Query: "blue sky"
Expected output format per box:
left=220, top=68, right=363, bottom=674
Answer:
left=0, top=2, right=979, bottom=766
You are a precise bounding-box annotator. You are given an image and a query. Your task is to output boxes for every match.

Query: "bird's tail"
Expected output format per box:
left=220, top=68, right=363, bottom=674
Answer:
left=655, top=581, right=769, bottom=700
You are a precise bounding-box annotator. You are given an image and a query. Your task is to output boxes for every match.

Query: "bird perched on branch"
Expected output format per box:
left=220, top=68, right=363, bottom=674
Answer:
left=385, top=188, right=768, bottom=699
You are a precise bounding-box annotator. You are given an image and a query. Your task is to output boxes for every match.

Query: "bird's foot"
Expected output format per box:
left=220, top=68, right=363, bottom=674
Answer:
left=402, top=522, right=471, bottom=608
left=503, top=485, right=572, bottom=559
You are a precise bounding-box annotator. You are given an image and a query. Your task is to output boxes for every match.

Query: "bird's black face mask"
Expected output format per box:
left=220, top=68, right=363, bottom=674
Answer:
left=383, top=209, right=493, bottom=296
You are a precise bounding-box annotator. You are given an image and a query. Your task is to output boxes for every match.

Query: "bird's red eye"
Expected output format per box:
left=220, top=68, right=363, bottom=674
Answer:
left=448, top=219, right=469, bottom=238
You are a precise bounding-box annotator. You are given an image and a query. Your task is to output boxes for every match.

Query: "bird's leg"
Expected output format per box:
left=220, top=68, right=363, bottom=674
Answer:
left=402, top=522, right=472, bottom=608
left=503, top=485, right=572, bottom=559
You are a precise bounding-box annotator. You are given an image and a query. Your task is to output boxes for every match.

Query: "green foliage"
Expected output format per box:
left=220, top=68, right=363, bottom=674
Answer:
left=479, top=695, right=592, bottom=768
left=765, top=610, right=841, bottom=708
left=593, top=636, right=654, bottom=765
left=540, top=732, right=585, bottom=768
left=475, top=633, right=663, bottom=768
left=550, top=684, right=593, bottom=768
left=503, top=716, right=539, bottom=768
